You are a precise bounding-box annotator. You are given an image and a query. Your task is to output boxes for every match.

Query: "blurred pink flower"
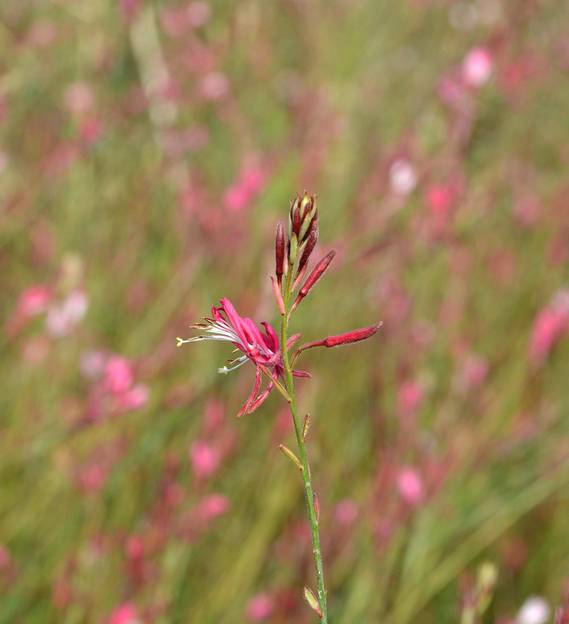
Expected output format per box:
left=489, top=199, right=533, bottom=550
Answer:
left=335, top=499, right=359, bottom=526
left=200, top=72, right=229, bottom=101
left=459, top=354, right=489, bottom=391
left=197, top=494, right=230, bottom=522
left=396, top=467, right=424, bottom=506
left=109, top=602, right=140, bottom=624
left=187, top=2, right=211, bottom=28
left=117, top=385, right=149, bottom=411
left=397, top=380, right=424, bottom=416
left=190, top=440, right=221, bottom=480
left=462, top=47, right=493, bottom=88
left=26, top=19, right=57, bottom=47
left=45, top=290, right=88, bottom=337
left=529, top=291, right=569, bottom=366
left=78, top=463, right=107, bottom=494
left=80, top=350, right=107, bottom=379
left=120, top=0, right=140, bottom=21
left=64, top=82, right=94, bottom=115
left=247, top=593, right=274, bottom=621
left=0, top=545, right=11, bottom=571
left=224, top=166, right=266, bottom=213
left=104, top=357, right=133, bottom=395
left=18, top=285, right=52, bottom=317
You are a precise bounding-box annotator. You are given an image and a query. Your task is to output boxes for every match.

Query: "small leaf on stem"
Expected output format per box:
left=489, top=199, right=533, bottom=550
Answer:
left=302, top=413, right=311, bottom=440
left=279, top=444, right=303, bottom=472
left=304, top=587, right=323, bottom=617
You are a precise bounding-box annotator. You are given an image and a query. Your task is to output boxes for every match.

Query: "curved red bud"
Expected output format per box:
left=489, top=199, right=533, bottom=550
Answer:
left=299, top=322, right=382, bottom=352
left=293, top=251, right=336, bottom=310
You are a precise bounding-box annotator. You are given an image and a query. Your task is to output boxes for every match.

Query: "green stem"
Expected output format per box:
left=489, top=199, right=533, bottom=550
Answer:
left=280, top=273, right=329, bottom=623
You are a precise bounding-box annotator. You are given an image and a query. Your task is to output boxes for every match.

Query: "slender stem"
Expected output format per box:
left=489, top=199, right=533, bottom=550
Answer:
left=280, top=272, right=329, bottom=623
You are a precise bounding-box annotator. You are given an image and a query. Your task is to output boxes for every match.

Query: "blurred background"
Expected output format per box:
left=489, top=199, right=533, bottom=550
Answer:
left=1, top=1, right=569, bottom=622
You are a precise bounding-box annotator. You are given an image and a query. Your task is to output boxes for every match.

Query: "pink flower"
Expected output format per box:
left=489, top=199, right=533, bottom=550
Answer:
left=247, top=593, right=274, bottom=621
left=397, top=380, right=424, bottom=416
left=64, top=82, right=94, bottom=115
left=396, top=467, right=424, bottom=506
left=104, top=357, right=134, bottom=395
left=462, top=47, right=493, bottom=88
left=335, top=499, right=359, bottom=526
left=197, top=494, right=230, bottom=522
left=200, top=72, right=229, bottom=101
left=224, top=166, right=266, bottom=213
left=177, top=298, right=286, bottom=416
left=190, top=440, right=221, bottom=480
left=529, top=293, right=569, bottom=366
left=117, top=385, right=149, bottom=411
left=109, top=602, right=140, bottom=624
left=18, top=285, right=52, bottom=317
left=45, top=290, right=88, bottom=337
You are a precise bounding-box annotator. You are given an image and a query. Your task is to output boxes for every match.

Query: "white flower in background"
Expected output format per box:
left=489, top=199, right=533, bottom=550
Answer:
left=462, top=47, right=493, bottom=87
left=389, top=159, right=417, bottom=196
left=46, top=290, right=88, bottom=337
left=517, top=596, right=551, bottom=624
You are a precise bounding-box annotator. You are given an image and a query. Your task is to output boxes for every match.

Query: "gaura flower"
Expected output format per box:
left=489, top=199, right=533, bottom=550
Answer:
left=177, top=298, right=303, bottom=417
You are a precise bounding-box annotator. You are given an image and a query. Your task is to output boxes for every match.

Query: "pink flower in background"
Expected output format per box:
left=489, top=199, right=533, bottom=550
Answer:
left=104, top=357, right=134, bottom=395
left=64, top=82, right=94, bottom=115
left=187, top=2, right=211, bottom=28
left=459, top=354, right=489, bottom=392
left=190, top=440, right=221, bottom=480
left=396, top=467, right=425, bottom=506
left=80, top=350, right=107, bottom=379
left=26, top=20, right=57, bottom=47
left=45, top=290, right=88, bottom=337
left=529, top=291, right=569, bottom=366
left=18, top=285, right=52, bottom=317
left=197, top=494, right=230, bottom=522
left=120, top=0, right=141, bottom=22
left=462, top=47, right=493, bottom=87
left=425, top=182, right=460, bottom=233
left=117, top=385, right=149, bottom=411
left=247, top=593, right=274, bottom=621
left=224, top=166, right=266, bottom=213
left=200, top=72, right=229, bottom=101
left=335, top=499, right=359, bottom=527
left=109, top=602, right=140, bottom=624
left=398, top=379, right=424, bottom=417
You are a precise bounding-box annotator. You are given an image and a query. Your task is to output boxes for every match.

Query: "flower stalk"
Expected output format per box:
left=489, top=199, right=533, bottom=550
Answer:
left=280, top=263, right=329, bottom=623
left=177, top=191, right=381, bottom=622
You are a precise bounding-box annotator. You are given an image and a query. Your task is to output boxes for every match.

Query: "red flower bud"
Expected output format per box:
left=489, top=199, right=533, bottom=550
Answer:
left=292, top=251, right=335, bottom=310
left=297, top=228, right=319, bottom=276
left=299, top=323, right=382, bottom=352
left=275, top=222, right=285, bottom=285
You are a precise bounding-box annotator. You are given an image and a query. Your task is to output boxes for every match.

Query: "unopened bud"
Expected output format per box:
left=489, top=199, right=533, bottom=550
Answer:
left=288, top=234, right=298, bottom=266
left=290, top=192, right=318, bottom=243
left=297, top=228, right=319, bottom=276
left=293, top=251, right=336, bottom=310
left=275, top=222, right=285, bottom=285
left=299, top=322, right=382, bottom=352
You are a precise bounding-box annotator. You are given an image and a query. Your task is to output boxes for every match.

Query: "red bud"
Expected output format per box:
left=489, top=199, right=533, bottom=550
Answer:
left=275, top=223, right=285, bottom=285
left=292, top=251, right=336, bottom=310
left=297, top=228, right=318, bottom=276
left=299, top=322, right=382, bottom=352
